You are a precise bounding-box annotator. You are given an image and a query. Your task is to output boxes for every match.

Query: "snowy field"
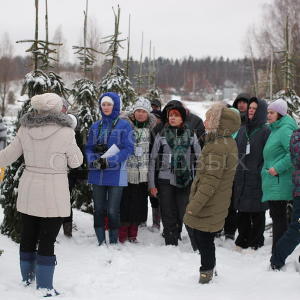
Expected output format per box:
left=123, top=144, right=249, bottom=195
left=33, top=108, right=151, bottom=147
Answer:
left=0, top=207, right=299, bottom=300
left=0, top=100, right=299, bottom=299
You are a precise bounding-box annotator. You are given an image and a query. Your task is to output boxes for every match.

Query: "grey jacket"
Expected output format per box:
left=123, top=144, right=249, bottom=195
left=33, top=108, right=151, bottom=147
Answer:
left=148, top=130, right=201, bottom=189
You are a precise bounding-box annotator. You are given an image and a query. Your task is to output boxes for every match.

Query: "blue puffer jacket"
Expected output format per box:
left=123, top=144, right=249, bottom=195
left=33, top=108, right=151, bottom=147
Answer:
left=85, top=92, right=134, bottom=186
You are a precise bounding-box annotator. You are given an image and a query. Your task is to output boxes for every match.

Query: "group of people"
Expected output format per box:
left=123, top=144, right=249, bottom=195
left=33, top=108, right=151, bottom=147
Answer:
left=0, top=90, right=300, bottom=296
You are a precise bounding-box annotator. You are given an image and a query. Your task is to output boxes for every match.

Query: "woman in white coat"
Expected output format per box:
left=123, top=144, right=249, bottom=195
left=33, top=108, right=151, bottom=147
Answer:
left=0, top=93, right=83, bottom=296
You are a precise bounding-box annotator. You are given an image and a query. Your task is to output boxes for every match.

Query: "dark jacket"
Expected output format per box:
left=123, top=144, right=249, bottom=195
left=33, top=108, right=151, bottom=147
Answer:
left=290, top=129, right=300, bottom=197
left=233, top=93, right=250, bottom=126
left=233, top=98, right=270, bottom=212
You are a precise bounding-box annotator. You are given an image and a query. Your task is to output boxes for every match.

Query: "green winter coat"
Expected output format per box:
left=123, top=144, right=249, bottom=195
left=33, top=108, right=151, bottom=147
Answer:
left=261, top=115, right=298, bottom=202
left=184, top=105, right=241, bottom=232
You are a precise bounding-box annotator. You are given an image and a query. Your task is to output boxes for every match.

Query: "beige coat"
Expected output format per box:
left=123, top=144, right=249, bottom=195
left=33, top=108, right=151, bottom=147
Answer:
left=0, top=112, right=83, bottom=217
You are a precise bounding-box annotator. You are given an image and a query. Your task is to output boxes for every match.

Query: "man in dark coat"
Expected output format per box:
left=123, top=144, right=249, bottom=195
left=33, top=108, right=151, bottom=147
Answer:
left=223, top=93, right=250, bottom=239
left=233, top=97, right=270, bottom=249
left=232, top=93, right=250, bottom=126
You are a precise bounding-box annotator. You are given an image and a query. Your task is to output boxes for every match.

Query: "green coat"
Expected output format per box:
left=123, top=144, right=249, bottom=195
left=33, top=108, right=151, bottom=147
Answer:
left=184, top=106, right=240, bottom=232
left=261, top=115, right=298, bottom=202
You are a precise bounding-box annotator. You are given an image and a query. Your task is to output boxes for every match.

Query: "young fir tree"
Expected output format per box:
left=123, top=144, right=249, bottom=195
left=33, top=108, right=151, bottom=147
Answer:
left=71, top=0, right=99, bottom=213
left=275, top=15, right=300, bottom=122
left=99, top=6, right=136, bottom=109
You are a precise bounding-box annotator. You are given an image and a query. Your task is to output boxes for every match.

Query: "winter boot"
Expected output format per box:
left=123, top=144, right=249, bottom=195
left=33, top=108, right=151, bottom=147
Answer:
left=109, top=229, right=119, bottom=244
left=199, top=269, right=214, bottom=284
left=95, top=227, right=106, bottom=246
left=36, top=255, right=59, bottom=297
left=151, top=207, right=161, bottom=230
left=164, top=231, right=178, bottom=246
left=63, top=222, right=72, bottom=237
left=20, top=251, right=37, bottom=286
left=128, top=224, right=138, bottom=243
left=119, top=226, right=129, bottom=243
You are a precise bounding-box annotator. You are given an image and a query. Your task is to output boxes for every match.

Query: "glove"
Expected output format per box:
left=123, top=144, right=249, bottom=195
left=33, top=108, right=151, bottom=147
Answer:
left=92, top=157, right=108, bottom=170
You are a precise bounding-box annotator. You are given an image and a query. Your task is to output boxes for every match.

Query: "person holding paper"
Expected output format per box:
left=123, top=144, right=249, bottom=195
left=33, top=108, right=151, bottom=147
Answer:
left=85, top=92, right=134, bottom=246
left=119, top=97, right=157, bottom=243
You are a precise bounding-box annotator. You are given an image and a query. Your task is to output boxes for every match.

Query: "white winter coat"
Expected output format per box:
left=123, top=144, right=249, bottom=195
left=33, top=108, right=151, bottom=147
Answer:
left=0, top=112, right=83, bottom=217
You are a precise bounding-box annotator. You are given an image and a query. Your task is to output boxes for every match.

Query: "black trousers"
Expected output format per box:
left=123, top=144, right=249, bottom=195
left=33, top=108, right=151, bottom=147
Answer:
left=269, top=201, right=288, bottom=253
left=224, top=194, right=237, bottom=236
left=187, top=227, right=216, bottom=271
left=20, top=213, right=63, bottom=256
left=158, top=180, right=190, bottom=244
left=235, top=211, right=265, bottom=249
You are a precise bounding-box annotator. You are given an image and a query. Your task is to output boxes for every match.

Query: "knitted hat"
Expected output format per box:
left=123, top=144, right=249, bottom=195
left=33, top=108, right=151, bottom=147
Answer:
left=268, top=98, right=288, bottom=116
left=133, top=97, right=152, bottom=114
left=31, top=93, right=63, bottom=113
left=100, top=96, right=114, bottom=107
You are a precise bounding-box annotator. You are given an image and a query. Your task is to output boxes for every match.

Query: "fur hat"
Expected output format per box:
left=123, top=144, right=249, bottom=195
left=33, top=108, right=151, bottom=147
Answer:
left=133, top=97, right=152, bottom=114
left=268, top=98, right=288, bottom=116
left=31, top=93, right=63, bottom=113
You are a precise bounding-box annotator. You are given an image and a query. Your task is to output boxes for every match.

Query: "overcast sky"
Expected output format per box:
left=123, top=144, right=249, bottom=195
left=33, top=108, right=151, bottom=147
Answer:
left=0, top=0, right=272, bottom=61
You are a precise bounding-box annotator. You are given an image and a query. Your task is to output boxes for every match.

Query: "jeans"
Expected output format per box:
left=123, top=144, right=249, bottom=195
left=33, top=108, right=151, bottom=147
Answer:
left=270, top=196, right=300, bottom=268
left=20, top=213, right=63, bottom=256
left=92, top=185, right=123, bottom=230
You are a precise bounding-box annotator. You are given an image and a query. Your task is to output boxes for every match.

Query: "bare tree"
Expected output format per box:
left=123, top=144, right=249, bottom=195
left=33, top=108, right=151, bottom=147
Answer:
left=0, top=32, right=14, bottom=116
left=52, top=25, right=68, bottom=72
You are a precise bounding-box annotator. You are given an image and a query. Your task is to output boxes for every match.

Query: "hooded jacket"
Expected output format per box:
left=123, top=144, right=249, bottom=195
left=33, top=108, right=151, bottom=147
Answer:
left=233, top=93, right=250, bottom=126
left=85, top=92, right=134, bottom=186
left=184, top=103, right=241, bottom=232
left=233, top=98, right=270, bottom=212
left=0, top=112, right=83, bottom=217
left=261, top=114, right=298, bottom=202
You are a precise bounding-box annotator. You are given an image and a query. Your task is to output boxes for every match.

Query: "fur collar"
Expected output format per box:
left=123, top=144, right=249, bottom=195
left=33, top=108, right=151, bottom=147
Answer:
left=20, top=112, right=73, bottom=128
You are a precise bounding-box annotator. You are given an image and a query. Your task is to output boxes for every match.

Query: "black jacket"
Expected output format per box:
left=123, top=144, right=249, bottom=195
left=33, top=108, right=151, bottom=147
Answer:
left=233, top=98, right=270, bottom=212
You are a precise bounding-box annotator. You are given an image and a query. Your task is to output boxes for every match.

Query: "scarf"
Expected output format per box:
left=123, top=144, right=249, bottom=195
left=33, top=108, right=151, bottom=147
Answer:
left=164, top=125, right=192, bottom=188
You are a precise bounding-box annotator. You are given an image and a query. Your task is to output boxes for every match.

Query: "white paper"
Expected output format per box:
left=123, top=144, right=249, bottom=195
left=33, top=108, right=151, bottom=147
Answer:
left=101, top=144, right=120, bottom=158
left=246, top=142, right=250, bottom=155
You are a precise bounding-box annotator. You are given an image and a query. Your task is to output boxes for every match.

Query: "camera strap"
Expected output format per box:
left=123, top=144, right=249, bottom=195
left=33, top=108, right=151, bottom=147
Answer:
left=97, top=117, right=119, bottom=144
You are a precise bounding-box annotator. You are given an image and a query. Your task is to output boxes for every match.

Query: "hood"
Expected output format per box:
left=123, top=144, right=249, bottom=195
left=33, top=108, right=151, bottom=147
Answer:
left=206, top=102, right=241, bottom=137
left=161, top=100, right=184, bottom=123
left=99, top=92, right=122, bottom=121
left=20, top=112, right=73, bottom=140
left=246, top=97, right=267, bottom=129
left=233, top=93, right=250, bottom=108
left=269, top=114, right=298, bottom=131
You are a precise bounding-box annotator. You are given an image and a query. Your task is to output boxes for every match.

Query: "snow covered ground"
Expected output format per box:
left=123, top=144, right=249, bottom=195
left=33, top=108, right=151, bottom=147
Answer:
left=0, top=100, right=299, bottom=299
left=0, top=207, right=299, bottom=300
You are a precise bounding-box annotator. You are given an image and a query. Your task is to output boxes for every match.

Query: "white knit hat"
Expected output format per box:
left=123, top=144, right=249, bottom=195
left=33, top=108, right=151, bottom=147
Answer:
left=31, top=93, right=63, bottom=113
left=133, top=97, right=151, bottom=114
left=100, top=96, right=114, bottom=107
left=268, top=98, right=288, bottom=116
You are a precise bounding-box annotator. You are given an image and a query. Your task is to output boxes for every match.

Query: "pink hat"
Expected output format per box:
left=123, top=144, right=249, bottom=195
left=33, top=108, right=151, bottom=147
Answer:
left=268, top=98, right=288, bottom=116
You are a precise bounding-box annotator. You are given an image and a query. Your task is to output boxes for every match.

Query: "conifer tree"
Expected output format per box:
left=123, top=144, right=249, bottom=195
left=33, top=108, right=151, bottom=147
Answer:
left=99, top=6, right=136, bottom=109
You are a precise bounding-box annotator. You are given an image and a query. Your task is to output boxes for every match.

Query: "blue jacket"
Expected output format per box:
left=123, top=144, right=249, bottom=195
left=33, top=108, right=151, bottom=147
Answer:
left=85, top=92, right=134, bottom=186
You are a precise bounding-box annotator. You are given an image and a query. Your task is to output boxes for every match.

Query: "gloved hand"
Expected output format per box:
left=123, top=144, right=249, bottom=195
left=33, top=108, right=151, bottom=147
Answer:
left=92, top=157, right=108, bottom=170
